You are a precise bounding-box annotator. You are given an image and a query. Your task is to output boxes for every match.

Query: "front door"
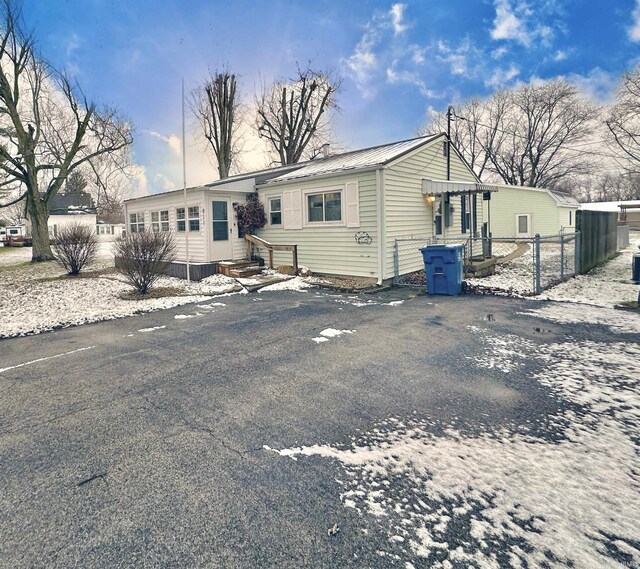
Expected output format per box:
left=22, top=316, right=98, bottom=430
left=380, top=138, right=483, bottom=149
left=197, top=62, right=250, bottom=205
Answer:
left=212, top=200, right=233, bottom=260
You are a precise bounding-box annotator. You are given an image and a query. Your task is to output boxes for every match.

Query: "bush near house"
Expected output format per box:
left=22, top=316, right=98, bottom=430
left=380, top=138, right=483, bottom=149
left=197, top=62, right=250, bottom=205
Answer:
left=114, top=231, right=176, bottom=294
left=235, top=192, right=266, bottom=237
left=52, top=223, right=99, bottom=275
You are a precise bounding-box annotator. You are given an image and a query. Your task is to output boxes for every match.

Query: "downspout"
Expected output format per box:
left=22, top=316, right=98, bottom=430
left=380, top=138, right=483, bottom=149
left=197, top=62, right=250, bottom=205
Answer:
left=376, top=168, right=384, bottom=285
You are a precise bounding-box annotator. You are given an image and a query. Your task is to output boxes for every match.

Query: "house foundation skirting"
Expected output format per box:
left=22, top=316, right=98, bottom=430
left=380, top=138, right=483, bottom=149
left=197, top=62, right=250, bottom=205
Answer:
left=115, top=258, right=219, bottom=281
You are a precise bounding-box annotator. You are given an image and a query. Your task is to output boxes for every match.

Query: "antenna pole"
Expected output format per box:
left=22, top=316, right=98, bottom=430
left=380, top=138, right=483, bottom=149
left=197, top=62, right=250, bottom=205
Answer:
left=182, top=77, right=191, bottom=283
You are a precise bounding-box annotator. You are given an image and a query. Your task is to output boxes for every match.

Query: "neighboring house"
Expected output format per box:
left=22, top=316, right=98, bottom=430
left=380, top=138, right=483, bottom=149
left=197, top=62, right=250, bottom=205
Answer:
left=96, top=221, right=126, bottom=241
left=0, top=224, right=27, bottom=244
left=46, top=192, right=98, bottom=237
left=581, top=200, right=640, bottom=229
left=483, top=185, right=579, bottom=238
left=124, top=134, right=491, bottom=282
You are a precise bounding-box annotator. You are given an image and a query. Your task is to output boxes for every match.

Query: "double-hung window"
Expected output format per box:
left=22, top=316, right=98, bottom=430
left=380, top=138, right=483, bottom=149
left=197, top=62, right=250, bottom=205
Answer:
left=269, top=197, right=282, bottom=225
left=188, top=206, right=200, bottom=231
left=129, top=213, right=145, bottom=233
left=151, top=210, right=170, bottom=232
left=176, top=208, right=186, bottom=232
left=307, top=190, right=342, bottom=223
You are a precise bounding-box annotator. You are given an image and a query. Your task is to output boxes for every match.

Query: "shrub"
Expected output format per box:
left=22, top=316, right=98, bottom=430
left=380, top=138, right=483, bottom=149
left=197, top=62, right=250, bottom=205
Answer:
left=52, top=223, right=99, bottom=275
left=235, top=192, right=267, bottom=237
left=114, top=230, right=176, bottom=294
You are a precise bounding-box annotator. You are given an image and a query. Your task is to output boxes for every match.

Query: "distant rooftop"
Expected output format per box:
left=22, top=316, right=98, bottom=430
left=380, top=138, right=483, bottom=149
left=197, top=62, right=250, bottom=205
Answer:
left=580, top=199, right=640, bottom=212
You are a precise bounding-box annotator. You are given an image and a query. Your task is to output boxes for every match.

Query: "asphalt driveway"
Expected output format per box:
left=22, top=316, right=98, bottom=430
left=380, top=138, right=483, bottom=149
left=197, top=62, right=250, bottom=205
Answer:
left=0, top=288, right=638, bottom=568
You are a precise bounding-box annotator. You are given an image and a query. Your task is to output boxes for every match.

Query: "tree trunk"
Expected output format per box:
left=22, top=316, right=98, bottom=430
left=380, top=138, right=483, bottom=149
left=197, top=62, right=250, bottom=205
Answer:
left=27, top=195, right=54, bottom=261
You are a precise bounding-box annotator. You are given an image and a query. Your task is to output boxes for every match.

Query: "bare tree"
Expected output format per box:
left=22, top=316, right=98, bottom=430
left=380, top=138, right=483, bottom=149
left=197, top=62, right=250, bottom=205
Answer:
left=0, top=0, right=132, bottom=261
left=421, top=98, right=492, bottom=179
left=256, top=66, right=341, bottom=165
left=191, top=70, right=240, bottom=179
left=424, top=80, right=600, bottom=188
left=607, top=66, right=640, bottom=173
left=85, top=146, right=134, bottom=222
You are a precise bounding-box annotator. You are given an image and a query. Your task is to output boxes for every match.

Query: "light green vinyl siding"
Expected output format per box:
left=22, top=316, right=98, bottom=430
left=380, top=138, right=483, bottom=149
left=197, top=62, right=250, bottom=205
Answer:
left=383, top=142, right=478, bottom=279
left=484, top=186, right=577, bottom=238
left=257, top=172, right=378, bottom=277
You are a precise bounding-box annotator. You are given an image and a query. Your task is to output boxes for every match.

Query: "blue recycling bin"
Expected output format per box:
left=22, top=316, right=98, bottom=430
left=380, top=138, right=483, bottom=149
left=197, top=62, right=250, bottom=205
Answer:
left=420, top=244, right=464, bottom=295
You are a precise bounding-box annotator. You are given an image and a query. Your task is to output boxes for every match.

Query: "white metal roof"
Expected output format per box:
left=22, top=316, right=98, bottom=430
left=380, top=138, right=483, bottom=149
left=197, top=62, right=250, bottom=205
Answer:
left=580, top=199, right=640, bottom=212
left=422, top=179, right=500, bottom=195
left=260, top=135, right=442, bottom=185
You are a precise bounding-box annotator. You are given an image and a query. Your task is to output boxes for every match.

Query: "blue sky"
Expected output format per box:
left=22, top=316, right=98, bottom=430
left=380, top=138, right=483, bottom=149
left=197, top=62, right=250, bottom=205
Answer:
left=24, top=0, right=640, bottom=195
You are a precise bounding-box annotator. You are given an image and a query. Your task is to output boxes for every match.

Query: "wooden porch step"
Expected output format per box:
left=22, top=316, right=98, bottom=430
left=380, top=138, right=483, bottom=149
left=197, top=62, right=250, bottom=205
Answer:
left=229, top=266, right=262, bottom=278
left=217, top=259, right=254, bottom=276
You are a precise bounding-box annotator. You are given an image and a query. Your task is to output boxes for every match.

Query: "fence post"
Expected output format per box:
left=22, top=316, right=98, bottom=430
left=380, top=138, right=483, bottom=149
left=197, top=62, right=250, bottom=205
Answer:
left=560, top=233, right=565, bottom=280
left=393, top=240, right=399, bottom=284
left=575, top=231, right=581, bottom=275
left=535, top=234, right=541, bottom=295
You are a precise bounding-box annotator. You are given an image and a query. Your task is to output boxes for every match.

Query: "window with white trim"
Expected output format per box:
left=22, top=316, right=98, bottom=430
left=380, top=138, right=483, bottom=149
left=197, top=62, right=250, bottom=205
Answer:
left=176, top=208, right=186, bottom=232
left=306, top=190, right=342, bottom=223
left=188, top=206, right=200, bottom=231
left=269, top=197, right=282, bottom=225
left=129, top=212, right=145, bottom=233
left=151, top=210, right=170, bottom=232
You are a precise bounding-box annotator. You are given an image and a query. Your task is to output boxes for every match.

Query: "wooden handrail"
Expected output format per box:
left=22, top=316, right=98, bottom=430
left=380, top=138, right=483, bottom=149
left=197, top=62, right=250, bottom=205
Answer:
left=245, top=234, right=299, bottom=275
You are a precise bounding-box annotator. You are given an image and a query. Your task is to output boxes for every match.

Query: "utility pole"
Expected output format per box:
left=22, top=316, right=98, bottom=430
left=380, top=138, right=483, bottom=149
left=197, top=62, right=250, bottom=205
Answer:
left=446, top=105, right=453, bottom=181
left=182, top=77, right=191, bottom=283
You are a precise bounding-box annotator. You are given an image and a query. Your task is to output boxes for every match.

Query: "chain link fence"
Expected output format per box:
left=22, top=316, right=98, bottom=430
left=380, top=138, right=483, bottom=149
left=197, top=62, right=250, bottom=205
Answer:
left=393, top=232, right=580, bottom=296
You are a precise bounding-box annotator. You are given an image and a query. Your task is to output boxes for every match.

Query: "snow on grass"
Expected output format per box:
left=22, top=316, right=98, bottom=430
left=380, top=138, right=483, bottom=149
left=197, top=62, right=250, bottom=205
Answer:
left=258, top=276, right=313, bottom=292
left=267, top=317, right=640, bottom=568
left=0, top=254, right=243, bottom=338
left=312, top=337, right=330, bottom=343
left=538, top=232, right=640, bottom=307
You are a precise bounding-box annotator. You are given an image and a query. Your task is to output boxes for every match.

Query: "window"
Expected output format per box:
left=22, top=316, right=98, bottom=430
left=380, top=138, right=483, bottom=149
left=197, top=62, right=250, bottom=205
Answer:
left=151, top=210, right=170, bottom=232
left=269, top=197, right=282, bottom=225
left=516, top=214, right=530, bottom=236
left=176, top=208, right=186, bottom=232
left=307, top=190, right=341, bottom=223
left=461, top=195, right=471, bottom=234
left=569, top=211, right=572, bottom=225
left=434, top=198, right=443, bottom=235
left=188, top=206, right=200, bottom=231
left=129, top=212, right=144, bottom=233
left=212, top=201, right=228, bottom=241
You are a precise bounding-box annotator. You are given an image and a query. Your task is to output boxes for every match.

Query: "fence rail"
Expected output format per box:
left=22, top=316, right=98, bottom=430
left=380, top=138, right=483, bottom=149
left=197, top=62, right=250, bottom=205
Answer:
left=393, top=232, right=580, bottom=296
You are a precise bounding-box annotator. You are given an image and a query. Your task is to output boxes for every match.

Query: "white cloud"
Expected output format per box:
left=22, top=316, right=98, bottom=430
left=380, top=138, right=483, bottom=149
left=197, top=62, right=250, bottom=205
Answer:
left=484, top=64, right=520, bottom=88
left=629, top=0, right=640, bottom=42
left=342, top=3, right=417, bottom=97
left=491, top=46, right=508, bottom=59
left=436, top=39, right=481, bottom=77
left=491, top=0, right=529, bottom=45
left=490, top=0, right=557, bottom=48
left=565, top=68, right=617, bottom=103
left=146, top=130, right=181, bottom=156
left=553, top=49, right=568, bottom=62
left=386, top=63, right=439, bottom=97
left=130, top=166, right=149, bottom=197
left=390, top=3, right=408, bottom=35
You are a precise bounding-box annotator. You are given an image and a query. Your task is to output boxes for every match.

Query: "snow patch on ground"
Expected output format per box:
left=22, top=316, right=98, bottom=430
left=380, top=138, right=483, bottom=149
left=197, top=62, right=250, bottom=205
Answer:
left=138, top=325, right=166, bottom=332
left=174, top=312, right=203, bottom=320
left=258, top=277, right=313, bottom=292
left=312, top=328, right=355, bottom=343
left=268, top=317, right=640, bottom=568
left=520, top=303, right=640, bottom=334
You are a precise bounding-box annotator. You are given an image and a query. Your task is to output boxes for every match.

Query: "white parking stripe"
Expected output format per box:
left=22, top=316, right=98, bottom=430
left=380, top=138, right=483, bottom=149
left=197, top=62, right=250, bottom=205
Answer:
left=0, top=346, right=96, bottom=374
